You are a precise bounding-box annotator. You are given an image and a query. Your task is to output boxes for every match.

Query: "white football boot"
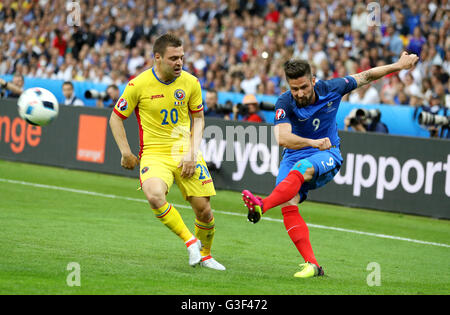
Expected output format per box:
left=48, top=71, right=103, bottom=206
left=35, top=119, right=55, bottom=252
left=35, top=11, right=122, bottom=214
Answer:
left=200, top=255, right=226, bottom=271
left=186, top=237, right=202, bottom=267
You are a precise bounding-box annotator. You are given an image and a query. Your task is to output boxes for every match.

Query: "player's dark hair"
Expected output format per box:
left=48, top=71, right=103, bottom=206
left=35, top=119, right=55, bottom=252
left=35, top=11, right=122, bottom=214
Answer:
left=153, top=33, right=183, bottom=57
left=62, top=81, right=74, bottom=88
left=107, top=84, right=119, bottom=91
left=283, top=59, right=312, bottom=80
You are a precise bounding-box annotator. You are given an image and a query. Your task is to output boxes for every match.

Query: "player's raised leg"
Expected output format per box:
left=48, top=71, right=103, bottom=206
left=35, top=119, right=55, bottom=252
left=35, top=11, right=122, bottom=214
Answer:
left=189, top=196, right=225, bottom=271
left=242, top=159, right=314, bottom=223
left=142, top=177, right=201, bottom=266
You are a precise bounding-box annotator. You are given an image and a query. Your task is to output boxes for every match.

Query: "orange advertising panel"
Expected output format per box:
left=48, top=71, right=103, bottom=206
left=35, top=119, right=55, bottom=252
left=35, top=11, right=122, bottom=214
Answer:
left=76, top=115, right=107, bottom=163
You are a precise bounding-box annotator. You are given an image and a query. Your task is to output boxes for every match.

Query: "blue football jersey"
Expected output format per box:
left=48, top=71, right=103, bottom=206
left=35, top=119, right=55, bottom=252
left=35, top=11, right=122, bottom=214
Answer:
left=274, top=76, right=357, bottom=155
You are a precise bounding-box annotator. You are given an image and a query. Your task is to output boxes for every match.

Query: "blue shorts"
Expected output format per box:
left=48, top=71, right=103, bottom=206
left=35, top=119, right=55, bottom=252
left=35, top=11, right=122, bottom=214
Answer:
left=276, top=147, right=343, bottom=203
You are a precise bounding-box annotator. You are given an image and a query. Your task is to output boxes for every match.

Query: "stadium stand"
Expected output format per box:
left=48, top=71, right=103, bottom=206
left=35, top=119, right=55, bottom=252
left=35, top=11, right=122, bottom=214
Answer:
left=0, top=0, right=448, bottom=129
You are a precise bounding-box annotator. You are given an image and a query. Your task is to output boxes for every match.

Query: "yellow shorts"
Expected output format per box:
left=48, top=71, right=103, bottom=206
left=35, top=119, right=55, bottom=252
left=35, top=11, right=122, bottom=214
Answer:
left=139, top=152, right=216, bottom=200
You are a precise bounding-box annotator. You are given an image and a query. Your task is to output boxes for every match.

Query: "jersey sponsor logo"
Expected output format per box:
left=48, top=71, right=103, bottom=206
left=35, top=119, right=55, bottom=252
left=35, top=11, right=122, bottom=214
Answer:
left=151, top=94, right=164, bottom=99
left=174, top=89, right=186, bottom=101
left=117, top=98, right=128, bottom=111
left=201, top=179, right=213, bottom=186
left=275, top=109, right=286, bottom=120
left=327, top=101, right=333, bottom=107
left=141, top=166, right=149, bottom=174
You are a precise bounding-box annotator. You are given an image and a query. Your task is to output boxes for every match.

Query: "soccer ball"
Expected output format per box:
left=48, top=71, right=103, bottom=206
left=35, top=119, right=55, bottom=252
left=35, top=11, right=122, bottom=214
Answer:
left=17, top=87, right=59, bottom=126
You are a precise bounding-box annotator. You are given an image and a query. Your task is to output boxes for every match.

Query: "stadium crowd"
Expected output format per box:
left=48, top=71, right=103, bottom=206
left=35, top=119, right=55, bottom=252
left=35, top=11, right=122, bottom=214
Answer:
left=0, top=0, right=449, bottom=110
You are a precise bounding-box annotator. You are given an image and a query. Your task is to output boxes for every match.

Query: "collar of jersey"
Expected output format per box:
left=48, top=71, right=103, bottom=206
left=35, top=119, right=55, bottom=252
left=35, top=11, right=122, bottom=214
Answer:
left=152, top=67, right=179, bottom=85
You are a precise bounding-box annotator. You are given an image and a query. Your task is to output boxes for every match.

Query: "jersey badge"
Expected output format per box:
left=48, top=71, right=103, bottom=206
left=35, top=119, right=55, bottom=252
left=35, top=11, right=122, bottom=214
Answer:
left=117, top=98, right=128, bottom=111
left=174, top=89, right=186, bottom=101
left=275, top=109, right=286, bottom=120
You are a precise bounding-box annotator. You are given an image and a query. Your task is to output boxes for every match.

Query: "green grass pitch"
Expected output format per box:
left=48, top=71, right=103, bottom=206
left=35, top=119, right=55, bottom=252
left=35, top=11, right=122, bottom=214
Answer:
left=0, top=160, right=449, bottom=295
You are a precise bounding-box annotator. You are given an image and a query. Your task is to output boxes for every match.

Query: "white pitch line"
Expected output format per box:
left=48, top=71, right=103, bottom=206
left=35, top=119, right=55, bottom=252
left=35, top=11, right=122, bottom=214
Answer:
left=1, top=177, right=449, bottom=248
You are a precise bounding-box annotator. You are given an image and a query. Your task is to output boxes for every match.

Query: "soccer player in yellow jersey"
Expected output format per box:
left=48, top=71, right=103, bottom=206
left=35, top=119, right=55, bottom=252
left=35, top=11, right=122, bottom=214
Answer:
left=109, top=34, right=225, bottom=270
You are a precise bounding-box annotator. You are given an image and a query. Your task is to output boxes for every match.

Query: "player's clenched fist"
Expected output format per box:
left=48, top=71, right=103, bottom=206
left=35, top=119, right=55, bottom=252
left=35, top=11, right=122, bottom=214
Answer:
left=396, top=51, right=419, bottom=70
left=309, top=137, right=332, bottom=151
left=121, top=152, right=139, bottom=170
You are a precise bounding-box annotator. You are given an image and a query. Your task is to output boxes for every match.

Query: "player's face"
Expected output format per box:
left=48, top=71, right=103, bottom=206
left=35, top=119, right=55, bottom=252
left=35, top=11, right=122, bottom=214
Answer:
left=288, top=76, right=316, bottom=107
left=62, top=84, right=73, bottom=98
left=157, top=46, right=184, bottom=80
left=205, top=92, right=218, bottom=108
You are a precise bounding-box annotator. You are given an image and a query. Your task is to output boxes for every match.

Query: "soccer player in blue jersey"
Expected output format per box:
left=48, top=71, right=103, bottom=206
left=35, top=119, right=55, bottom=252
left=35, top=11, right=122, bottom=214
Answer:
left=242, top=52, right=419, bottom=278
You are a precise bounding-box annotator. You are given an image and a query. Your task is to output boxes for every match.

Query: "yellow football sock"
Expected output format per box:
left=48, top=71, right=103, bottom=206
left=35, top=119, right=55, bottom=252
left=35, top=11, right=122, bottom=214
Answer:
left=152, top=202, right=193, bottom=243
left=195, top=217, right=215, bottom=257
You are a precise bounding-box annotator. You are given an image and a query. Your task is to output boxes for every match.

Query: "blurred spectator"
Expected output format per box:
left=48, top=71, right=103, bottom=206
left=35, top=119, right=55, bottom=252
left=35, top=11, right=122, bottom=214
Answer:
left=381, top=25, right=404, bottom=62
left=62, top=81, right=84, bottom=106
left=240, top=67, right=261, bottom=95
left=351, top=3, right=368, bottom=35
left=394, top=90, right=410, bottom=106
left=344, top=109, right=389, bottom=134
left=127, top=47, right=145, bottom=76
left=403, top=72, right=422, bottom=98
left=233, top=94, right=265, bottom=123
left=97, top=84, right=120, bottom=108
left=380, top=74, right=402, bottom=105
left=52, top=29, right=67, bottom=57
left=349, top=84, right=380, bottom=105
left=407, top=27, right=426, bottom=56
left=433, top=83, right=449, bottom=108
left=204, top=89, right=230, bottom=120
left=418, top=93, right=449, bottom=138
left=265, top=2, right=280, bottom=23
left=0, top=73, right=24, bottom=98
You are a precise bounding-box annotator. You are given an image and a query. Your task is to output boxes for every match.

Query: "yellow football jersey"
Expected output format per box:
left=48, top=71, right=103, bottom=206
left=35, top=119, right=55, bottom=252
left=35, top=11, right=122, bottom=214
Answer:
left=113, top=68, right=204, bottom=158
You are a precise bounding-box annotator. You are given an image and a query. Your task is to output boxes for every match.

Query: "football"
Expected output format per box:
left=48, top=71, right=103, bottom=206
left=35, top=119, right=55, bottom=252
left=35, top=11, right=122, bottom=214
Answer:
left=17, top=87, right=59, bottom=126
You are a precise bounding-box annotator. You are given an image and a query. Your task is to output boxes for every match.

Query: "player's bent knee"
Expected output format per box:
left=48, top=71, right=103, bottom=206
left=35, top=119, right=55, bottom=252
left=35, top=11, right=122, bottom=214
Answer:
left=142, top=179, right=168, bottom=209
left=189, top=196, right=213, bottom=222
left=280, top=194, right=300, bottom=208
left=303, top=166, right=315, bottom=182
left=292, top=159, right=315, bottom=182
left=146, top=194, right=166, bottom=209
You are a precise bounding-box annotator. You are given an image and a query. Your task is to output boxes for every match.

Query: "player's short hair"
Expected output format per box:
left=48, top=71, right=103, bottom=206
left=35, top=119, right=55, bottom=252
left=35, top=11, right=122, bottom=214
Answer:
left=283, top=59, right=312, bottom=80
left=153, top=33, right=183, bottom=57
left=107, top=84, right=119, bottom=91
left=62, top=81, right=74, bottom=88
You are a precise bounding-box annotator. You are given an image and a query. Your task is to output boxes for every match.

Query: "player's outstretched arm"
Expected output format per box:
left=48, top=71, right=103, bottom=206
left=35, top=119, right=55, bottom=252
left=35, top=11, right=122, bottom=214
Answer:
left=0, top=78, right=23, bottom=95
left=109, top=112, right=139, bottom=170
left=275, top=123, right=331, bottom=151
left=350, top=51, right=419, bottom=88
